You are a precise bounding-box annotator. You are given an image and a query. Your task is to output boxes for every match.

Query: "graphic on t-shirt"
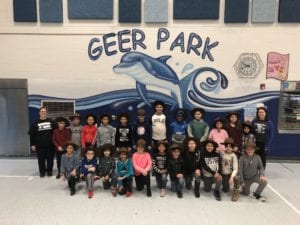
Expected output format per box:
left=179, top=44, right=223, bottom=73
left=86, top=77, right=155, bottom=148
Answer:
left=137, top=126, right=146, bottom=135
left=38, top=122, right=52, bottom=131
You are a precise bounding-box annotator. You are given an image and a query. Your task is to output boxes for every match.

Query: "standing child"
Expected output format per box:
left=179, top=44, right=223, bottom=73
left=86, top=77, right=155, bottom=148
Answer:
left=187, top=108, right=209, bottom=146
left=151, top=101, right=169, bottom=148
left=132, top=139, right=152, bottom=197
left=80, top=148, right=98, bottom=198
left=167, top=144, right=185, bottom=198
left=183, top=137, right=201, bottom=198
left=115, top=113, right=132, bottom=153
left=81, top=114, right=97, bottom=150
left=98, top=143, right=117, bottom=196
left=60, top=142, right=80, bottom=196
left=152, top=141, right=168, bottom=197
left=208, top=117, right=228, bottom=153
left=52, top=117, right=71, bottom=179
left=132, top=108, right=152, bottom=151
left=225, top=112, right=242, bottom=156
left=200, top=139, right=222, bottom=201
left=170, top=109, right=188, bottom=144
left=69, top=113, right=82, bottom=156
left=116, top=147, right=134, bottom=197
left=220, top=138, right=240, bottom=202
left=241, top=121, right=256, bottom=155
left=97, top=114, right=115, bottom=148
left=239, top=141, right=268, bottom=202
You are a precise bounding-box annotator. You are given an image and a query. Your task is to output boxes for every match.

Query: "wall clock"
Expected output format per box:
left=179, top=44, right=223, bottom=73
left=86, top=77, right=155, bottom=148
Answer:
left=234, top=53, right=264, bottom=78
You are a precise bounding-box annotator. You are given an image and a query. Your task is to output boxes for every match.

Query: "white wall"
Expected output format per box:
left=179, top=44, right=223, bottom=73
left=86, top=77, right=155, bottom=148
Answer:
left=0, top=0, right=299, bottom=100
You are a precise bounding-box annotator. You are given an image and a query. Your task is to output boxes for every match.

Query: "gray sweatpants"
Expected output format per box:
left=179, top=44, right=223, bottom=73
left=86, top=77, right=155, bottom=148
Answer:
left=86, top=173, right=95, bottom=191
left=242, top=175, right=267, bottom=196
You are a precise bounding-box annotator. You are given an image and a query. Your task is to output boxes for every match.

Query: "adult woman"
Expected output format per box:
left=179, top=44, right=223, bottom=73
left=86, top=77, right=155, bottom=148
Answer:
left=252, top=107, right=275, bottom=168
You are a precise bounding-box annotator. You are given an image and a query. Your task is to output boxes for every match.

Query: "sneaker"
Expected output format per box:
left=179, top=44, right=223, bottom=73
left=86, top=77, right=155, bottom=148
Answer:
left=88, top=190, right=94, bottom=198
left=177, top=191, right=183, bottom=198
left=40, top=174, right=45, bottom=178
left=214, top=190, right=221, bottom=201
left=147, top=189, right=152, bottom=197
left=47, top=172, right=53, bottom=177
left=160, top=189, right=166, bottom=197
left=253, top=193, right=266, bottom=202
left=56, top=173, right=61, bottom=179
left=70, top=190, right=76, bottom=196
left=125, top=191, right=132, bottom=197
left=232, top=189, right=240, bottom=202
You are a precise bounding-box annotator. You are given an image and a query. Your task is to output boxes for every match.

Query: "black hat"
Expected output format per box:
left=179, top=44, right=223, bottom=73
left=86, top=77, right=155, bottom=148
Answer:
left=117, top=112, right=130, bottom=122
left=202, top=139, right=218, bottom=149
left=169, top=143, right=182, bottom=152
left=191, top=108, right=205, bottom=117
left=64, top=141, right=79, bottom=151
left=242, top=120, right=253, bottom=129
left=221, top=137, right=235, bottom=147
left=155, top=140, right=169, bottom=149
left=118, top=147, right=129, bottom=155
left=213, top=117, right=224, bottom=128
left=55, top=117, right=70, bottom=127
left=152, top=100, right=165, bottom=108
left=69, top=113, right=81, bottom=121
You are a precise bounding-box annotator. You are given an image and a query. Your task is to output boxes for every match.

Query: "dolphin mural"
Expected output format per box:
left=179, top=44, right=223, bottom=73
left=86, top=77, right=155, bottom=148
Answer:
left=113, top=52, right=183, bottom=108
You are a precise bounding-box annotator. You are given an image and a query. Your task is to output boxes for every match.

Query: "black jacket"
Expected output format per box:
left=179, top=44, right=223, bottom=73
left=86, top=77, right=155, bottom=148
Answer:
left=28, top=118, right=55, bottom=148
left=200, top=150, right=222, bottom=177
left=98, top=156, right=115, bottom=177
left=167, top=156, right=185, bottom=179
left=183, top=150, right=200, bottom=175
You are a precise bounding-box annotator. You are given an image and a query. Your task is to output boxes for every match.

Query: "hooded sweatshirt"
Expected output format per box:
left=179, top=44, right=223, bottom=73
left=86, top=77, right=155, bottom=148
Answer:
left=200, top=150, right=222, bottom=178
left=28, top=118, right=55, bottom=148
left=239, top=153, right=265, bottom=183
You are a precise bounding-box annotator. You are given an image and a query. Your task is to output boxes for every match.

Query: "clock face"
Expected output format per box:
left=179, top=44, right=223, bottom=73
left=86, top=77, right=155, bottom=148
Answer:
left=234, top=53, right=263, bottom=78
left=239, top=57, right=257, bottom=75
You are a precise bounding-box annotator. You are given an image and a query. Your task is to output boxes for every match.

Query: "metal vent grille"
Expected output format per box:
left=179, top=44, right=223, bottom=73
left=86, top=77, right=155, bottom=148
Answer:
left=41, top=100, right=75, bottom=120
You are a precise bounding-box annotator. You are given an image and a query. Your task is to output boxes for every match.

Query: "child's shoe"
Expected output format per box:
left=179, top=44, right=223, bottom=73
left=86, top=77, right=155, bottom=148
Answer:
left=111, top=187, right=117, bottom=197
left=231, top=189, right=240, bottom=202
left=177, top=191, right=183, bottom=198
left=88, top=190, right=94, bottom=198
left=195, top=189, right=200, bottom=198
left=186, top=182, right=192, bottom=190
left=125, top=191, right=132, bottom=197
left=56, top=173, right=61, bottom=179
left=70, top=189, right=76, bottom=196
left=253, top=193, right=266, bottom=202
left=214, top=190, right=221, bottom=201
left=147, top=189, right=152, bottom=197
left=160, top=189, right=166, bottom=197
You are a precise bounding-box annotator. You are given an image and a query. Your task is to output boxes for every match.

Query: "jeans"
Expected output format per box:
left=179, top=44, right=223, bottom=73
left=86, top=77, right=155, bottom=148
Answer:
left=155, top=173, right=168, bottom=189
left=171, top=177, right=184, bottom=193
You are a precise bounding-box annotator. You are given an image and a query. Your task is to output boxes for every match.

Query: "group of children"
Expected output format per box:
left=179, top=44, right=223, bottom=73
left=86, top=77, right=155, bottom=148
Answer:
left=51, top=101, right=271, bottom=202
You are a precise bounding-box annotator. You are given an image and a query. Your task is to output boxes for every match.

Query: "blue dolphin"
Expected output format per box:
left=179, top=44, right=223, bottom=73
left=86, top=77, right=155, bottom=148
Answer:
left=113, top=52, right=183, bottom=108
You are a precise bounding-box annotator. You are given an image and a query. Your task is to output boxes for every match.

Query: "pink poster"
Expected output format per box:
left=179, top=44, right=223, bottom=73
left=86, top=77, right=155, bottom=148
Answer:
left=267, top=52, right=289, bottom=81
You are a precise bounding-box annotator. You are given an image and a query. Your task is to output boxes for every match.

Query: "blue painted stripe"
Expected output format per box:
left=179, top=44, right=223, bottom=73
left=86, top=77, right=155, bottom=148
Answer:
left=224, top=0, right=249, bottom=23
left=40, top=0, right=63, bottom=23
left=13, top=0, right=37, bottom=22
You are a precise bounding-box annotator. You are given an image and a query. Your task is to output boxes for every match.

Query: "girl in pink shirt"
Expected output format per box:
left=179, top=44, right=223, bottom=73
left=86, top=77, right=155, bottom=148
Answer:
left=132, top=139, right=152, bottom=197
left=208, top=117, right=228, bottom=153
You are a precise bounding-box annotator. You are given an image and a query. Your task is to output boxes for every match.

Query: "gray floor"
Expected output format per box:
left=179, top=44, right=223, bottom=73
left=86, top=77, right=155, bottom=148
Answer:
left=0, top=159, right=299, bottom=225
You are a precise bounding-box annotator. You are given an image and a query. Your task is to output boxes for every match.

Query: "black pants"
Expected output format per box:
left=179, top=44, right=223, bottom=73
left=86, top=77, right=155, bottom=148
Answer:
left=119, top=177, right=133, bottom=195
left=256, top=142, right=266, bottom=168
left=68, top=176, right=77, bottom=192
left=135, top=173, right=151, bottom=191
left=102, top=172, right=117, bottom=189
left=56, top=151, right=64, bottom=173
left=36, top=147, right=55, bottom=176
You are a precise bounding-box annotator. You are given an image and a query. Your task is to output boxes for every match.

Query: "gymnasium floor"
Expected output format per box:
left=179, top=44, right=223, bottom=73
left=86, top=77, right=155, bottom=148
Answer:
left=0, top=159, right=299, bottom=225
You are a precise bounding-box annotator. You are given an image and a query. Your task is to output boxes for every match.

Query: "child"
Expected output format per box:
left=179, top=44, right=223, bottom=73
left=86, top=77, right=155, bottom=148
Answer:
left=52, top=117, right=71, bottom=179
left=152, top=141, right=168, bottom=197
left=200, top=139, right=222, bottom=201
left=97, top=114, right=115, bottom=148
left=208, top=117, right=228, bottom=152
left=116, top=147, right=134, bottom=197
left=183, top=137, right=201, bottom=198
left=132, top=108, right=152, bottom=150
left=60, top=142, right=80, bottom=196
left=225, top=112, right=242, bottom=156
left=167, top=144, right=185, bottom=198
left=241, top=121, right=256, bottom=155
left=220, top=138, right=239, bottom=202
left=170, top=109, right=188, bottom=144
left=115, top=113, right=132, bottom=153
left=98, top=143, right=117, bottom=196
left=81, top=114, right=97, bottom=150
left=132, top=139, right=152, bottom=197
left=187, top=108, right=209, bottom=145
left=239, top=141, right=268, bottom=202
left=151, top=101, right=169, bottom=147
left=69, top=113, right=82, bottom=156
left=80, top=148, right=98, bottom=198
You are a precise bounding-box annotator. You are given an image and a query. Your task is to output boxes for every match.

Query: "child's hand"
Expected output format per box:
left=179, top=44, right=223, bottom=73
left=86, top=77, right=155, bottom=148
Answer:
left=105, top=175, right=109, bottom=180
left=88, top=167, right=96, bottom=172
left=214, top=172, right=222, bottom=180
left=195, top=169, right=201, bottom=177
left=160, top=169, right=167, bottom=174
left=229, top=176, right=234, bottom=185
left=233, top=147, right=239, bottom=153
left=70, top=169, right=76, bottom=177
left=260, top=176, right=267, bottom=182
left=80, top=174, right=84, bottom=178
left=142, top=171, right=148, bottom=176
left=176, top=173, right=183, bottom=178
left=31, top=145, right=36, bottom=151
left=58, top=146, right=63, bottom=151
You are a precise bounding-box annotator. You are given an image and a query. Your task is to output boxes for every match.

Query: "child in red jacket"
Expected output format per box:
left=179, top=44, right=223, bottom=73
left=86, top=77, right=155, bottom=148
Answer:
left=81, top=114, right=97, bottom=151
